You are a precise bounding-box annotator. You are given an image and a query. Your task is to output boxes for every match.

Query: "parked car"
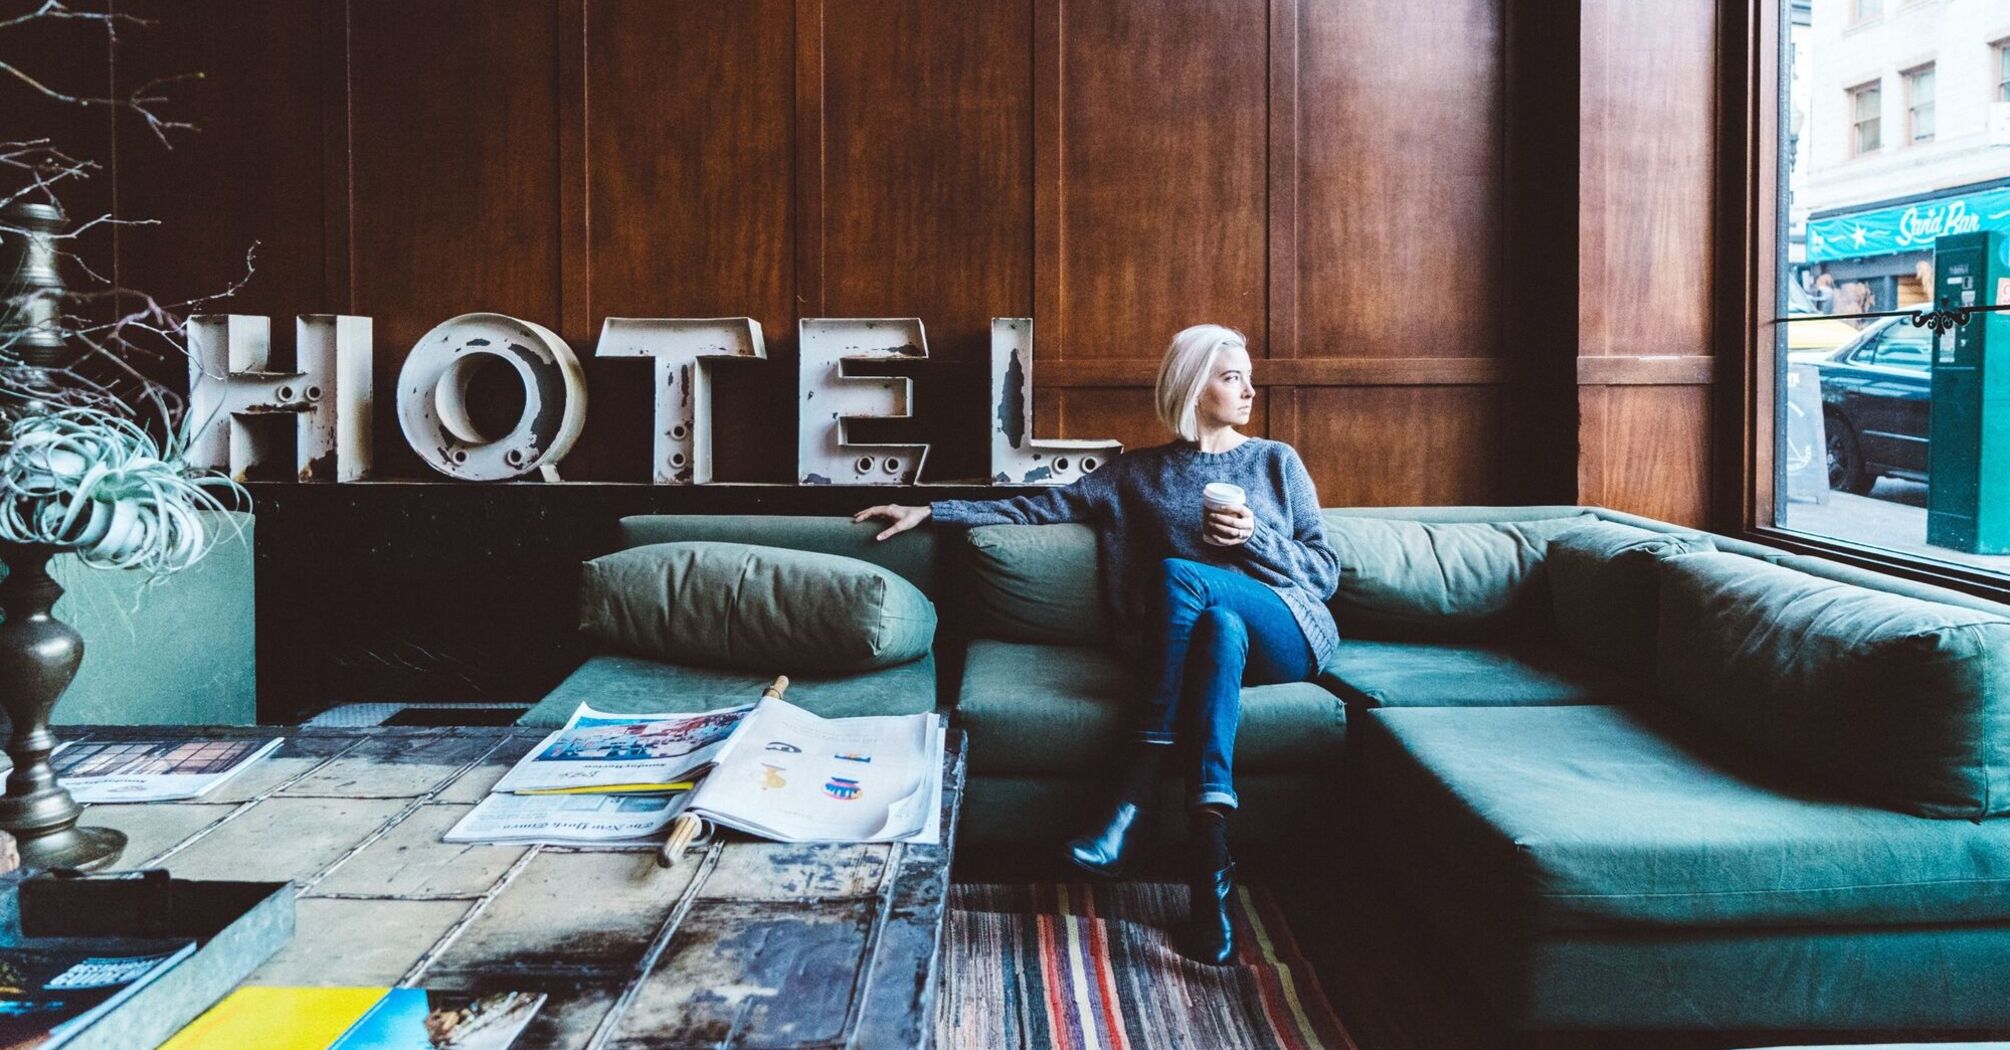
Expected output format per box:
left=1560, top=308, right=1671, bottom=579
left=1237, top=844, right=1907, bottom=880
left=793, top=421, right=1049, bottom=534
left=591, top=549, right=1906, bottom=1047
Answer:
left=1805, top=316, right=1932, bottom=495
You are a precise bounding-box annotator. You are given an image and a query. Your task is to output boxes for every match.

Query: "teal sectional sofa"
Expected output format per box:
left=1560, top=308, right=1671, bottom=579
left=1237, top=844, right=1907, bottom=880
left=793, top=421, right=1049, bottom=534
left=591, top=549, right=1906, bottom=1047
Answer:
left=526, top=506, right=2010, bottom=1035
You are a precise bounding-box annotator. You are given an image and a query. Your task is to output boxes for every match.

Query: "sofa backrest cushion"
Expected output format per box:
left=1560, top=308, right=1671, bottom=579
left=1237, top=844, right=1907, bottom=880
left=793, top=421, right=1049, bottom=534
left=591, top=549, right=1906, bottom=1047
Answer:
left=1321, top=513, right=1593, bottom=640
left=962, top=524, right=1107, bottom=644
left=1547, top=520, right=1715, bottom=673
left=580, top=541, right=937, bottom=673
left=1656, top=552, right=2010, bottom=819
left=617, top=515, right=941, bottom=600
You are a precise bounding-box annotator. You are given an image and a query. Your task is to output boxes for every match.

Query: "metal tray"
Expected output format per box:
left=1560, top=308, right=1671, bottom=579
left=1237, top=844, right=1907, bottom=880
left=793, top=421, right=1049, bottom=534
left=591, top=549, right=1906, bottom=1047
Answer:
left=7, top=870, right=294, bottom=1050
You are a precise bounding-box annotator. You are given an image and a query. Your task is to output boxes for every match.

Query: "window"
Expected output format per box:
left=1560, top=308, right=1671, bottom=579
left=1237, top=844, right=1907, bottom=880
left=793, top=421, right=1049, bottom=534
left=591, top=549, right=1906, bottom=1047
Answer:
left=1770, top=1, right=2010, bottom=582
left=1850, top=81, right=1882, bottom=154
left=1904, top=64, right=1934, bottom=144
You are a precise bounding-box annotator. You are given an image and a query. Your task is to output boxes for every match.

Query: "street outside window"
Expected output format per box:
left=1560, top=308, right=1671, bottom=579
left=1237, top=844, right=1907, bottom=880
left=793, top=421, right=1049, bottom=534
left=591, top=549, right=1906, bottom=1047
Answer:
left=1776, top=0, right=2010, bottom=577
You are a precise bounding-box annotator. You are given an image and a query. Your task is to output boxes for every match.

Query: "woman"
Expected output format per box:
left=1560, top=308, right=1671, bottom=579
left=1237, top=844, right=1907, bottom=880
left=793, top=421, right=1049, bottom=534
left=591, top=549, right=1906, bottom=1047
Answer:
left=853, top=324, right=1339, bottom=965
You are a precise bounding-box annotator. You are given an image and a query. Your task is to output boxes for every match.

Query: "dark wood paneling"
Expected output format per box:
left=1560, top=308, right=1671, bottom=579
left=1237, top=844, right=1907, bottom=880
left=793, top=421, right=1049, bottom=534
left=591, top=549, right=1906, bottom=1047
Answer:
left=1054, top=0, right=1269, bottom=361
left=1297, top=0, right=1503, bottom=359
left=1576, top=355, right=1716, bottom=385
left=585, top=0, right=795, bottom=483
left=346, top=0, right=564, bottom=479
left=1578, top=384, right=1711, bottom=525
left=1575, top=0, right=1719, bottom=527
left=821, top=0, right=1034, bottom=484
left=112, top=0, right=326, bottom=335
left=1297, top=386, right=1507, bottom=506
left=1579, top=0, right=1717, bottom=358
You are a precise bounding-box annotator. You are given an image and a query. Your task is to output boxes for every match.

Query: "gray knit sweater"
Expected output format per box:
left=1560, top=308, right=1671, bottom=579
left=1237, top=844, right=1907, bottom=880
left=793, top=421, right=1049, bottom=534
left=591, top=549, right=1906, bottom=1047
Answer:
left=929, top=437, right=1340, bottom=668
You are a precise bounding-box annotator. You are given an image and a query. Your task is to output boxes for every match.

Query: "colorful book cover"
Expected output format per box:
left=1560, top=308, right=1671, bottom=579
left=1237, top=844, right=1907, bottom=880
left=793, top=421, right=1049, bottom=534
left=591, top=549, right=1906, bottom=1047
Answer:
left=0, top=940, right=195, bottom=1050
left=158, top=987, right=388, bottom=1050
left=331, top=989, right=545, bottom=1049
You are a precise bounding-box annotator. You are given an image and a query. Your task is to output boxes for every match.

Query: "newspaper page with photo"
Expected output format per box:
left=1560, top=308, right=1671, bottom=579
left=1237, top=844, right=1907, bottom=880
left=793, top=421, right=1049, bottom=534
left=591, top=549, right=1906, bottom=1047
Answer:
left=684, top=697, right=944, bottom=844
left=490, top=704, right=754, bottom=795
left=444, top=791, right=694, bottom=847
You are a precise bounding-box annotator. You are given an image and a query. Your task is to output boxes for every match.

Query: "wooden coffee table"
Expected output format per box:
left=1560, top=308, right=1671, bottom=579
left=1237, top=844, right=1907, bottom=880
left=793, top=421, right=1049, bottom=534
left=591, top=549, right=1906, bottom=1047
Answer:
left=63, top=722, right=965, bottom=1049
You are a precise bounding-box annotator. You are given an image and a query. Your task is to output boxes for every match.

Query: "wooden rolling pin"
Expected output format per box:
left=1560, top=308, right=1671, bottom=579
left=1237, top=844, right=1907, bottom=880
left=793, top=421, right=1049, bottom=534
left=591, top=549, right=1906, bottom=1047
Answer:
left=657, top=675, right=790, bottom=870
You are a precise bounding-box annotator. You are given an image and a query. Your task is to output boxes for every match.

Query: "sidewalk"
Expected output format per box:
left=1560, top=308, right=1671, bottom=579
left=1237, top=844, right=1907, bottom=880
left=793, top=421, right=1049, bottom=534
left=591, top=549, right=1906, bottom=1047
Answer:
left=1779, top=480, right=2010, bottom=574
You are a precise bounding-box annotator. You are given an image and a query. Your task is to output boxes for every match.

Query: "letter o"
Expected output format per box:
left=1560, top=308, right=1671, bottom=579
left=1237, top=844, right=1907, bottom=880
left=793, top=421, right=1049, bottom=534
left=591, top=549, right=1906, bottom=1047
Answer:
left=398, top=313, right=587, bottom=480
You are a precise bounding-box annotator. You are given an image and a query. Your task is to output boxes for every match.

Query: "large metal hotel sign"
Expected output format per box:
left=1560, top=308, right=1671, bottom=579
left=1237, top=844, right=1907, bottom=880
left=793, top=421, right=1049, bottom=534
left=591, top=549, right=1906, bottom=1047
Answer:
left=187, top=313, right=1120, bottom=486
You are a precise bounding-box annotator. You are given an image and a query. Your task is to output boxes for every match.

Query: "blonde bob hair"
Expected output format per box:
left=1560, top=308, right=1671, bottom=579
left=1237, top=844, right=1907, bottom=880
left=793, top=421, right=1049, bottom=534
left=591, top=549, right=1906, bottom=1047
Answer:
left=1153, top=324, right=1247, bottom=442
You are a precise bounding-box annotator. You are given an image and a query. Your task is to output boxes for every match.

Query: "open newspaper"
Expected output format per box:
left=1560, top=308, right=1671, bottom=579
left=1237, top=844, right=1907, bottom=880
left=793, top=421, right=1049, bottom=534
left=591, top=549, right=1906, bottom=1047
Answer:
left=445, top=698, right=941, bottom=847
left=683, top=697, right=944, bottom=845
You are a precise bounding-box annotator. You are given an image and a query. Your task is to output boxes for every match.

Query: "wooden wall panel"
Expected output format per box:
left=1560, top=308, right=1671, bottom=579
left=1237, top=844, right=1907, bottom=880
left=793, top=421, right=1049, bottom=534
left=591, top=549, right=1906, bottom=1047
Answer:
left=1297, top=386, right=1507, bottom=506
left=821, top=0, right=1034, bottom=483
left=1296, top=0, right=1503, bottom=359
left=1574, top=0, right=1719, bottom=524
left=584, top=0, right=795, bottom=482
left=1055, top=0, right=1268, bottom=363
left=346, top=0, right=564, bottom=479
left=112, top=0, right=327, bottom=341
left=1578, top=384, right=1711, bottom=525
left=1579, top=0, right=1716, bottom=357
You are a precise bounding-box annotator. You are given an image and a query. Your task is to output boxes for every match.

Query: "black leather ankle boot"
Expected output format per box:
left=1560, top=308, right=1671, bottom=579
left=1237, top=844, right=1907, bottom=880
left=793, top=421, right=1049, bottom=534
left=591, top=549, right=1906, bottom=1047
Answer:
left=1062, top=745, right=1164, bottom=877
left=1064, top=799, right=1145, bottom=877
left=1182, top=860, right=1237, bottom=965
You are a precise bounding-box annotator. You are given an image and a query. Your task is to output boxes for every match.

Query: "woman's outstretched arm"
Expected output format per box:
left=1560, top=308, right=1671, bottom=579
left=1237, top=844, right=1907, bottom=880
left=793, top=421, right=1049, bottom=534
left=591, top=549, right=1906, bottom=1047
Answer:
left=1235, top=448, right=1340, bottom=600
left=928, top=468, right=1108, bottom=527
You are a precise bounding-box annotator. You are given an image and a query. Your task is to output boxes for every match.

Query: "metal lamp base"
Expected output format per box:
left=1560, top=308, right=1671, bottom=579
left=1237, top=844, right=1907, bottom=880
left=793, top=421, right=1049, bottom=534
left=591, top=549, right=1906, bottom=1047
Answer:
left=18, top=824, right=125, bottom=872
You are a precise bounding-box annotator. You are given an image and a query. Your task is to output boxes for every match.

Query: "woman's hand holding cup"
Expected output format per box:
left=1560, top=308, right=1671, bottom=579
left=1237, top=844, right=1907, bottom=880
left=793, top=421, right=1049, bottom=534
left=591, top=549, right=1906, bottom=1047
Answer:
left=1202, top=483, right=1251, bottom=546
left=853, top=503, right=931, bottom=542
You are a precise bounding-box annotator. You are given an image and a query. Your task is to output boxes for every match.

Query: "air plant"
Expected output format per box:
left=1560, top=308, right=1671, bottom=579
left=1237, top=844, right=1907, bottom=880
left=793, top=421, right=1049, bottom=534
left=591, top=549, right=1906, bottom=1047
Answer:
left=0, top=405, right=244, bottom=576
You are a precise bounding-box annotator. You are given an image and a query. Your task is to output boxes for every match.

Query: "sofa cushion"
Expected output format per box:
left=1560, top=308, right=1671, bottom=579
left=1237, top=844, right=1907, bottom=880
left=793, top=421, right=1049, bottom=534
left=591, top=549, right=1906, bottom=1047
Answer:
left=962, top=524, right=1106, bottom=644
left=617, top=514, right=942, bottom=600
left=580, top=541, right=936, bottom=673
left=518, top=652, right=938, bottom=727
left=1317, top=639, right=1634, bottom=708
left=1657, top=552, right=2010, bottom=819
left=1321, top=513, right=1591, bottom=641
left=1357, top=705, right=2010, bottom=931
left=1546, top=520, right=1715, bottom=672
left=956, top=640, right=1345, bottom=775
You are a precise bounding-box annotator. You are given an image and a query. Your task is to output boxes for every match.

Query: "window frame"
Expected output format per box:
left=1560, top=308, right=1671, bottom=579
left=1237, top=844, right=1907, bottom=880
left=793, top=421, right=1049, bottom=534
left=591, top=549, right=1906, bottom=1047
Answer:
left=1997, top=39, right=2010, bottom=102
left=1902, top=62, right=1934, bottom=145
left=1730, top=0, right=2010, bottom=605
left=1848, top=79, right=1883, bottom=155
left=1850, top=0, right=1884, bottom=24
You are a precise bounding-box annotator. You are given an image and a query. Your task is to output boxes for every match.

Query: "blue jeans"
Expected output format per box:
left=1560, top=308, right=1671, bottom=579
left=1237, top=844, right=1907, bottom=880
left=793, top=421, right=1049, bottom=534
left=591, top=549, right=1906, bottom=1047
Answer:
left=1138, top=557, right=1316, bottom=810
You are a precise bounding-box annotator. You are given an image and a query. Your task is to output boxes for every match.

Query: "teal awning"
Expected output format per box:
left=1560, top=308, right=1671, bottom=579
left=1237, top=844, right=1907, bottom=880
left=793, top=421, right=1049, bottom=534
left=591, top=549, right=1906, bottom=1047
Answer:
left=1808, top=183, right=2010, bottom=263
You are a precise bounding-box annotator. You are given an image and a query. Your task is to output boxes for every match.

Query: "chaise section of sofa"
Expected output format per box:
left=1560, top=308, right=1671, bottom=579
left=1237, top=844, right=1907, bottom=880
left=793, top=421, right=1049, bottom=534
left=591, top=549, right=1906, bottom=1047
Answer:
left=1349, top=539, right=2010, bottom=1032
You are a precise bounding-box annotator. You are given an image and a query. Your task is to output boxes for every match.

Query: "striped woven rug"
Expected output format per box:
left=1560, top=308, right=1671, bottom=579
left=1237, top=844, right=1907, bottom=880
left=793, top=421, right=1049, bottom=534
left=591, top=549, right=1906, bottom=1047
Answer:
left=936, top=882, right=1357, bottom=1050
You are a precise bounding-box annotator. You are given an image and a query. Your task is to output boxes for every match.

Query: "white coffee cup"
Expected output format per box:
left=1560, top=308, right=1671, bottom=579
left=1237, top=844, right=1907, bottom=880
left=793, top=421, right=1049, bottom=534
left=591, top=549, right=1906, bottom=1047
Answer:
left=1201, top=482, right=1246, bottom=546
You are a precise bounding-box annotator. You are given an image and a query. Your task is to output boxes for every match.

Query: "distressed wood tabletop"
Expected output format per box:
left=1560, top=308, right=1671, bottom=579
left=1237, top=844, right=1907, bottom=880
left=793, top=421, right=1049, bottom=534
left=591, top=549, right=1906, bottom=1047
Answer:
left=65, top=722, right=966, bottom=1050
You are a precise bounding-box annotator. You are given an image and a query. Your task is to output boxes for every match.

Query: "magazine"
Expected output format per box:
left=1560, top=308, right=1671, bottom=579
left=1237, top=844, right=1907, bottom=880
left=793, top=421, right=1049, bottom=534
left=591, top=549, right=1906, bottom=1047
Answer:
left=489, top=704, right=753, bottom=795
left=332, top=988, right=545, bottom=1050
left=0, top=938, right=196, bottom=1050
left=443, top=791, right=695, bottom=847
left=161, top=986, right=544, bottom=1050
left=682, top=698, right=944, bottom=845
left=52, top=739, right=283, bottom=804
left=448, top=697, right=943, bottom=847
